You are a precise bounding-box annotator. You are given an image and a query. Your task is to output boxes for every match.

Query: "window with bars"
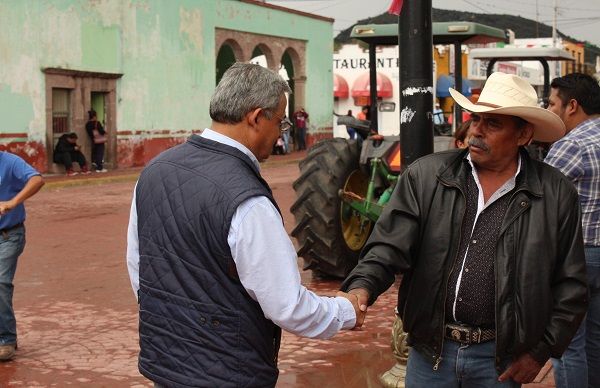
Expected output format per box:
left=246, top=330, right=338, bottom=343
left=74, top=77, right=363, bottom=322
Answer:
left=52, top=88, right=71, bottom=135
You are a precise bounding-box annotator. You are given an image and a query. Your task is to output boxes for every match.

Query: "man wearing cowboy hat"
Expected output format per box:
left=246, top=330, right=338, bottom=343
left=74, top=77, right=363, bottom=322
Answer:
left=341, top=72, right=588, bottom=386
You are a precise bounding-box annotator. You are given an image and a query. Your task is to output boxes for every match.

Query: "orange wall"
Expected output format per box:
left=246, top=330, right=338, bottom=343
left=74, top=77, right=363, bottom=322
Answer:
left=562, top=40, right=585, bottom=75
left=434, top=46, right=469, bottom=116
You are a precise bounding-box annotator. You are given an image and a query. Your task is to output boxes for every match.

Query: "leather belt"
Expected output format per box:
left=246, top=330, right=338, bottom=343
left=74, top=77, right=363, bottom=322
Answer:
left=445, top=323, right=495, bottom=345
left=0, top=222, right=24, bottom=238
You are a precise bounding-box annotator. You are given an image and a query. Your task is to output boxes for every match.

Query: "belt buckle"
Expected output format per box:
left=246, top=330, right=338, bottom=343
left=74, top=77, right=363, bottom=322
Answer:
left=447, top=323, right=472, bottom=344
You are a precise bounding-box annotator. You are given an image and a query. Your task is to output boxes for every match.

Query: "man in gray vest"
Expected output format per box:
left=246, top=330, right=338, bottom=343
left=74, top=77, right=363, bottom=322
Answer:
left=341, top=72, right=587, bottom=386
left=126, top=63, right=365, bottom=387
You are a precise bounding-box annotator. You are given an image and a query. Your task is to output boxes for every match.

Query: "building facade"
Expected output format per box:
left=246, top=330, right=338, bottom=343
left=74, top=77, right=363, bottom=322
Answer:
left=0, top=0, right=334, bottom=172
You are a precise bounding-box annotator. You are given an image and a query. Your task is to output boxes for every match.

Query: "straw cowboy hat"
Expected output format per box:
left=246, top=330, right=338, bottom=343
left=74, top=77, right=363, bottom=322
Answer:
left=449, top=72, right=565, bottom=142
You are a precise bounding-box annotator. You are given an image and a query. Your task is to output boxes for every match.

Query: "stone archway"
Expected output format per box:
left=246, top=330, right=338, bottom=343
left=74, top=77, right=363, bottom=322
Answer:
left=251, top=43, right=275, bottom=70
left=216, top=39, right=244, bottom=85
left=215, top=28, right=307, bottom=109
left=280, top=46, right=304, bottom=115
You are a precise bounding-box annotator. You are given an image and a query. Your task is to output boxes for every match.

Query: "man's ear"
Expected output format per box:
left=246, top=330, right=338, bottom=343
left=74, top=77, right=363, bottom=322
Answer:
left=247, top=108, right=262, bottom=127
left=519, top=123, right=535, bottom=146
left=566, top=99, right=579, bottom=116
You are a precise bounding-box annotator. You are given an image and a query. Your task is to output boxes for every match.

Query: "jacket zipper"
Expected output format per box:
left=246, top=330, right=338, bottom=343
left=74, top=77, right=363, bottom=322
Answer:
left=434, top=179, right=467, bottom=370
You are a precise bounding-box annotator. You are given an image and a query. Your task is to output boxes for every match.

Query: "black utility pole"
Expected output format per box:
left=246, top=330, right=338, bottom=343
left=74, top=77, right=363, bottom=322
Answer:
left=399, top=0, right=433, bottom=167
left=369, top=42, right=378, bottom=131
left=453, top=41, right=463, bottom=127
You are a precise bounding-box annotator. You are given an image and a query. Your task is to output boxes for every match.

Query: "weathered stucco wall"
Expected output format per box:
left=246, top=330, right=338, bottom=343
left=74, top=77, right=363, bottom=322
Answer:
left=0, top=0, right=333, bottom=171
left=215, top=1, right=334, bottom=137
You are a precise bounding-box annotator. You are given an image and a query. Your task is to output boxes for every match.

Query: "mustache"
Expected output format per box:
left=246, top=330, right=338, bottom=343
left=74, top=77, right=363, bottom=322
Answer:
left=468, top=137, right=490, bottom=152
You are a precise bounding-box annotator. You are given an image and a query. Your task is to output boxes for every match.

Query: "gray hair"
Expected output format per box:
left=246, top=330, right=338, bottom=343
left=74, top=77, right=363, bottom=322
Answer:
left=209, top=62, right=292, bottom=124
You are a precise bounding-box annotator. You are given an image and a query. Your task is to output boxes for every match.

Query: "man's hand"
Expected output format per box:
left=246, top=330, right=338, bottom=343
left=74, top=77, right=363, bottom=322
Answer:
left=498, top=353, right=543, bottom=384
left=336, top=288, right=370, bottom=329
left=0, top=200, right=16, bottom=216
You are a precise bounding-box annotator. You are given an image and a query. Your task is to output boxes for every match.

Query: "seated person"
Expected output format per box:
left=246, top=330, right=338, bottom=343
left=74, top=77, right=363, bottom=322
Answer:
left=272, top=136, right=285, bottom=155
left=53, top=133, right=90, bottom=176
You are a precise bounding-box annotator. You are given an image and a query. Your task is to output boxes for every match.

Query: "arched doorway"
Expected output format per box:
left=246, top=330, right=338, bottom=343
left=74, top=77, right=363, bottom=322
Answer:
left=281, top=50, right=295, bottom=116
left=216, top=39, right=242, bottom=85
left=250, top=44, right=275, bottom=70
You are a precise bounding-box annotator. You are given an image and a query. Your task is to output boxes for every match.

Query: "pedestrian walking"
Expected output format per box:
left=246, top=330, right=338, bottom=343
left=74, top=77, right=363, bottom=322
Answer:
left=0, top=151, right=44, bottom=361
left=126, top=63, right=364, bottom=387
left=545, top=72, right=600, bottom=388
left=341, top=72, right=588, bottom=386
left=293, top=107, right=309, bottom=150
left=346, top=110, right=357, bottom=139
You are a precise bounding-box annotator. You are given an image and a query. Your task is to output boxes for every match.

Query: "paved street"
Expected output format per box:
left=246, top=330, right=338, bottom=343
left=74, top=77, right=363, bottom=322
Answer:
left=0, top=152, right=554, bottom=387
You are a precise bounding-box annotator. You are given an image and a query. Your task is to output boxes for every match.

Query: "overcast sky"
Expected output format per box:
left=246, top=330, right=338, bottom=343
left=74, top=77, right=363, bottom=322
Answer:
left=267, top=0, right=600, bottom=46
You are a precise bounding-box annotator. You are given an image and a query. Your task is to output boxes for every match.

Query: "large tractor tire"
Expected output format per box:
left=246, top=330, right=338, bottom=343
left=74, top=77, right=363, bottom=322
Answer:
left=291, top=138, right=373, bottom=278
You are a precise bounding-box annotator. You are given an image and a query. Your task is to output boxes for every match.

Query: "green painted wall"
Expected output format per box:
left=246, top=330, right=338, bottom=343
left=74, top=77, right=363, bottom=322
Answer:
left=81, top=24, right=120, bottom=71
left=216, top=0, right=334, bottom=131
left=0, top=0, right=333, bottom=144
left=0, top=85, right=35, bottom=136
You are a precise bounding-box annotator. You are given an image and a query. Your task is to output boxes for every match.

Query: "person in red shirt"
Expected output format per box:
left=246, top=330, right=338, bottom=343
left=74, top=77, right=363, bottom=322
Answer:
left=293, top=108, right=309, bottom=150
left=357, top=106, right=369, bottom=121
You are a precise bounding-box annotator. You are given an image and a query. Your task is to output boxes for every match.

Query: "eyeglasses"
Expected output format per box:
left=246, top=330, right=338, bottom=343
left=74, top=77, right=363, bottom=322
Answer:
left=271, top=113, right=293, bottom=133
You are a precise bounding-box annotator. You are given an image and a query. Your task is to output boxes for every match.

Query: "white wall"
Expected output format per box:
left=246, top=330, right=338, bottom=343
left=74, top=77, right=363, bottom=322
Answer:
left=333, top=45, right=401, bottom=137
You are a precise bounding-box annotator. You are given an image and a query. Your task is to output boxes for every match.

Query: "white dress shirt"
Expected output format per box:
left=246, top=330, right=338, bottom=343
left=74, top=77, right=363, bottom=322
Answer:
left=126, top=129, right=356, bottom=339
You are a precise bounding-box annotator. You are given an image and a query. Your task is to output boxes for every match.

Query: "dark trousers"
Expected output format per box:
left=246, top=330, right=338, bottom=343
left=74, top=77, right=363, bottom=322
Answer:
left=91, top=144, right=105, bottom=170
left=54, top=151, right=87, bottom=170
left=296, top=127, right=307, bottom=150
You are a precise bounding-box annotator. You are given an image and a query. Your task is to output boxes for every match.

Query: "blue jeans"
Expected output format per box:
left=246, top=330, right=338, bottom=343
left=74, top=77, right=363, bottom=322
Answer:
left=281, top=131, right=289, bottom=154
left=296, top=127, right=306, bottom=150
left=406, top=340, right=519, bottom=388
left=347, top=127, right=356, bottom=139
left=0, top=225, right=25, bottom=345
left=552, top=246, right=600, bottom=388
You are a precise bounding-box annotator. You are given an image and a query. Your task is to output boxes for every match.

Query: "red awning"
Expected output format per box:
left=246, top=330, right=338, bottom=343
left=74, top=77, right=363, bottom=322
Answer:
left=351, top=72, right=393, bottom=98
left=333, top=73, right=349, bottom=98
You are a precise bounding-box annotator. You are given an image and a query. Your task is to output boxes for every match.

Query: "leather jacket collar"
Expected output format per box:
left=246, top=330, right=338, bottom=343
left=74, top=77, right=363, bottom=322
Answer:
left=436, top=148, right=543, bottom=199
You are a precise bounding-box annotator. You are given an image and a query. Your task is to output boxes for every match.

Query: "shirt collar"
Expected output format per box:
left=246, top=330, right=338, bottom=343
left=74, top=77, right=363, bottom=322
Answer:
left=567, top=116, right=600, bottom=137
left=200, top=128, right=260, bottom=171
left=465, top=153, right=522, bottom=178
left=466, top=153, right=522, bottom=209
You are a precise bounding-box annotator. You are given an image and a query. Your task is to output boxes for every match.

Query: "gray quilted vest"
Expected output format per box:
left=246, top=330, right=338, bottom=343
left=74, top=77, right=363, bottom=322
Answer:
left=136, top=135, right=281, bottom=388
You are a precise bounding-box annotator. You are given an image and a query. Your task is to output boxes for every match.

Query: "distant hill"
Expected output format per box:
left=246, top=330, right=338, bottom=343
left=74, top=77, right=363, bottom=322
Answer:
left=335, top=8, right=600, bottom=66
left=335, top=8, right=568, bottom=43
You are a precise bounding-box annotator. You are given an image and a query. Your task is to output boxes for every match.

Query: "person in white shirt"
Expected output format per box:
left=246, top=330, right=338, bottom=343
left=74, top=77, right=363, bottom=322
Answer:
left=126, top=62, right=365, bottom=387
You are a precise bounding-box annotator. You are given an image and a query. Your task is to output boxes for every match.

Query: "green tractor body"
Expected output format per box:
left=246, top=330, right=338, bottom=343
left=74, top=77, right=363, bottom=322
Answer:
left=291, top=118, right=401, bottom=278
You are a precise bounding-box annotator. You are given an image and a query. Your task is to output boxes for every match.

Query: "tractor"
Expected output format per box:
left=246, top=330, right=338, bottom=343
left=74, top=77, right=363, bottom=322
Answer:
left=291, top=21, right=507, bottom=278
left=291, top=120, right=400, bottom=278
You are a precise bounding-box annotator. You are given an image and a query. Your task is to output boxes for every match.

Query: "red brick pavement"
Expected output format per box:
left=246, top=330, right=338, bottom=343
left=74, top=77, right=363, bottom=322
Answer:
left=0, top=149, right=555, bottom=387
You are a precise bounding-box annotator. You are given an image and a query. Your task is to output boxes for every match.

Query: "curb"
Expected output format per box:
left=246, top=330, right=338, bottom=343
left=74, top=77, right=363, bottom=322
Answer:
left=42, top=151, right=306, bottom=190
left=43, top=172, right=141, bottom=190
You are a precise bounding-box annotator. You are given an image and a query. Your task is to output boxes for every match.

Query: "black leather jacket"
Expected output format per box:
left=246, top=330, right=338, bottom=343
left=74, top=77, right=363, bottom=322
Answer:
left=341, top=148, right=588, bottom=371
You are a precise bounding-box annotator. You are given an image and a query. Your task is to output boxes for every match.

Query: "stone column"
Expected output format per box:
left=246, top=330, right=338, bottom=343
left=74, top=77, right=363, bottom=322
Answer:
left=293, top=75, right=307, bottom=112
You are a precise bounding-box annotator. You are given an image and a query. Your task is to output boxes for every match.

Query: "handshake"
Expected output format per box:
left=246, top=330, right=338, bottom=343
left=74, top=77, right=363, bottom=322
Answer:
left=336, top=288, right=369, bottom=330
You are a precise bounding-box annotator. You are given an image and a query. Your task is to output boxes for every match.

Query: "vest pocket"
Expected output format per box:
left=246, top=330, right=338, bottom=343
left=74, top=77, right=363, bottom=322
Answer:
left=139, top=291, right=242, bottom=381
